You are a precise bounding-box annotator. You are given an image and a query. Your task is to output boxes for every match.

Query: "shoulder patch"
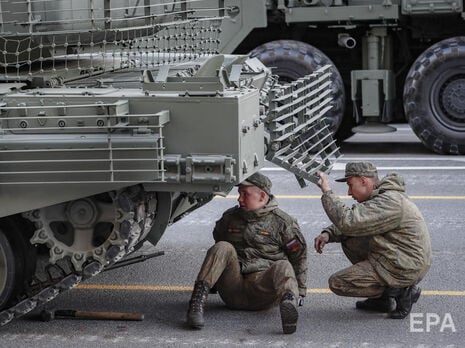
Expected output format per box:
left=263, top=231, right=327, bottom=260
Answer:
left=227, top=228, right=241, bottom=234
left=286, top=238, right=303, bottom=253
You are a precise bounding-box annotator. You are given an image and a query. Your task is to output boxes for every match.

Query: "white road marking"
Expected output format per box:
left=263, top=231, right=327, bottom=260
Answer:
left=262, top=165, right=465, bottom=171
left=337, top=156, right=465, bottom=162
left=0, top=333, right=451, bottom=347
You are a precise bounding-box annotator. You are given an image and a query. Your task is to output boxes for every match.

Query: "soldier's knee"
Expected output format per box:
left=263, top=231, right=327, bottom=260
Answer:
left=328, top=274, right=346, bottom=296
left=275, top=259, right=291, bottom=267
left=208, top=241, right=235, bottom=256
left=273, top=259, right=293, bottom=272
left=214, top=241, right=234, bottom=250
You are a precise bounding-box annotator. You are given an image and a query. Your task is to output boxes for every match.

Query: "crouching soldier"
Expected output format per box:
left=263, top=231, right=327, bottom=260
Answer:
left=186, top=172, right=307, bottom=334
left=315, top=162, right=432, bottom=319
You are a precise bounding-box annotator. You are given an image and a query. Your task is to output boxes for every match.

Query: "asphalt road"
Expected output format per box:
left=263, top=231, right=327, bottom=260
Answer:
left=1, top=125, right=464, bottom=347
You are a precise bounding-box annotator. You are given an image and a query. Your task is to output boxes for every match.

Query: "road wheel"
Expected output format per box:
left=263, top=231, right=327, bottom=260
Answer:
left=250, top=40, right=346, bottom=134
left=404, top=37, right=465, bottom=155
left=0, top=231, right=16, bottom=309
left=0, top=216, right=36, bottom=309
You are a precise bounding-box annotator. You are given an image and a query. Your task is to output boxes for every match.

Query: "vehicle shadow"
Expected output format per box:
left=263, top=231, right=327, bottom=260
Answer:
left=338, top=128, right=434, bottom=155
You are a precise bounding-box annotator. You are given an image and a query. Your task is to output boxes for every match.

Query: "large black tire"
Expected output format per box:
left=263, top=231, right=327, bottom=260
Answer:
left=0, top=216, right=36, bottom=309
left=250, top=40, right=346, bottom=134
left=404, top=37, right=465, bottom=155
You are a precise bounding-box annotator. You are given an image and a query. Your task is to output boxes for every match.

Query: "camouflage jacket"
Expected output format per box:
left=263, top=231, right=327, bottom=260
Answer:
left=213, top=197, right=308, bottom=296
left=321, top=173, right=432, bottom=287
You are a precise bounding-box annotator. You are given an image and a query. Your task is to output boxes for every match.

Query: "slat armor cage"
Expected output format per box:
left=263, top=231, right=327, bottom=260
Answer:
left=266, top=65, right=341, bottom=186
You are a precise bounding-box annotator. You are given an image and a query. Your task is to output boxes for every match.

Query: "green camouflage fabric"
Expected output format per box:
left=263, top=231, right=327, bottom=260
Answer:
left=213, top=196, right=308, bottom=296
left=321, top=173, right=432, bottom=287
left=335, top=161, right=378, bottom=182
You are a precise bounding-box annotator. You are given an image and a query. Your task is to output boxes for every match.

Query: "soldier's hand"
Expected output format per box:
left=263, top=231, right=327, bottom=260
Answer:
left=298, top=296, right=305, bottom=307
left=317, top=172, right=332, bottom=193
left=314, top=232, right=329, bottom=254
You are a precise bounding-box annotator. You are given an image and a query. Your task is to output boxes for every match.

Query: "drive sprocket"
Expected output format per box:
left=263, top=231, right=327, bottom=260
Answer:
left=26, top=190, right=139, bottom=271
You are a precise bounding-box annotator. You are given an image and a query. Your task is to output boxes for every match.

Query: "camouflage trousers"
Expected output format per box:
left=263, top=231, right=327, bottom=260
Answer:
left=328, top=237, right=388, bottom=298
left=196, top=241, right=299, bottom=310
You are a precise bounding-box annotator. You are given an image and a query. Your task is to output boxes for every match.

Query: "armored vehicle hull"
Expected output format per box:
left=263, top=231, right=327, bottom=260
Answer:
left=0, top=0, right=340, bottom=325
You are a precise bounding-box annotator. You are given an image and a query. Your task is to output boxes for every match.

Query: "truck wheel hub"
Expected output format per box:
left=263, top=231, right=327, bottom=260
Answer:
left=439, top=75, right=465, bottom=123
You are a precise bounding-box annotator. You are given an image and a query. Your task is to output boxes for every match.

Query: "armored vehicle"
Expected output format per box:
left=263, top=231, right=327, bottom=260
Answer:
left=217, top=0, right=465, bottom=154
left=0, top=0, right=339, bottom=325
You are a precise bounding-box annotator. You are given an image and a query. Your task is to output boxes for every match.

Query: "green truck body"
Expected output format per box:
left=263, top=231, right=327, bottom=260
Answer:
left=216, top=0, right=465, bottom=155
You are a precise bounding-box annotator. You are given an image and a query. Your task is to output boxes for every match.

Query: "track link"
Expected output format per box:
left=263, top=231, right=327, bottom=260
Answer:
left=0, top=187, right=153, bottom=326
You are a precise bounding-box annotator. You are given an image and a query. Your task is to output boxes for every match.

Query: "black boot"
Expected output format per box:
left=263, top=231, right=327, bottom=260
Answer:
left=412, top=285, right=422, bottom=303
left=186, top=280, right=210, bottom=329
left=279, top=292, right=299, bottom=334
left=385, top=285, right=421, bottom=319
left=356, top=296, right=395, bottom=313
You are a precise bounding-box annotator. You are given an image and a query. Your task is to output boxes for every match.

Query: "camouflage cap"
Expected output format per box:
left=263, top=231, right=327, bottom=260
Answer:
left=335, top=161, right=378, bottom=182
left=238, top=172, right=272, bottom=195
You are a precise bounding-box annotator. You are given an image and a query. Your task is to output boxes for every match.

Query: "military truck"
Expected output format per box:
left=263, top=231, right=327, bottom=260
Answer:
left=216, top=0, right=465, bottom=154
left=0, top=0, right=339, bottom=325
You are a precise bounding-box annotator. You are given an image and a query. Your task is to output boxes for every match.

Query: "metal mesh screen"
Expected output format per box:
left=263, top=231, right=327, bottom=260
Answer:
left=0, top=0, right=224, bottom=84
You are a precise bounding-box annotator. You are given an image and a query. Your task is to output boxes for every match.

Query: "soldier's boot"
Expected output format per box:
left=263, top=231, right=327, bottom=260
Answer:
left=355, top=295, right=395, bottom=313
left=385, top=285, right=421, bottom=319
left=186, top=280, right=210, bottom=329
left=411, top=285, right=422, bottom=303
left=279, top=292, right=299, bottom=334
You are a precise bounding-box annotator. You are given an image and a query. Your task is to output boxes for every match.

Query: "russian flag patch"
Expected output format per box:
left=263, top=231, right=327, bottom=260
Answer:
left=286, top=238, right=302, bottom=252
